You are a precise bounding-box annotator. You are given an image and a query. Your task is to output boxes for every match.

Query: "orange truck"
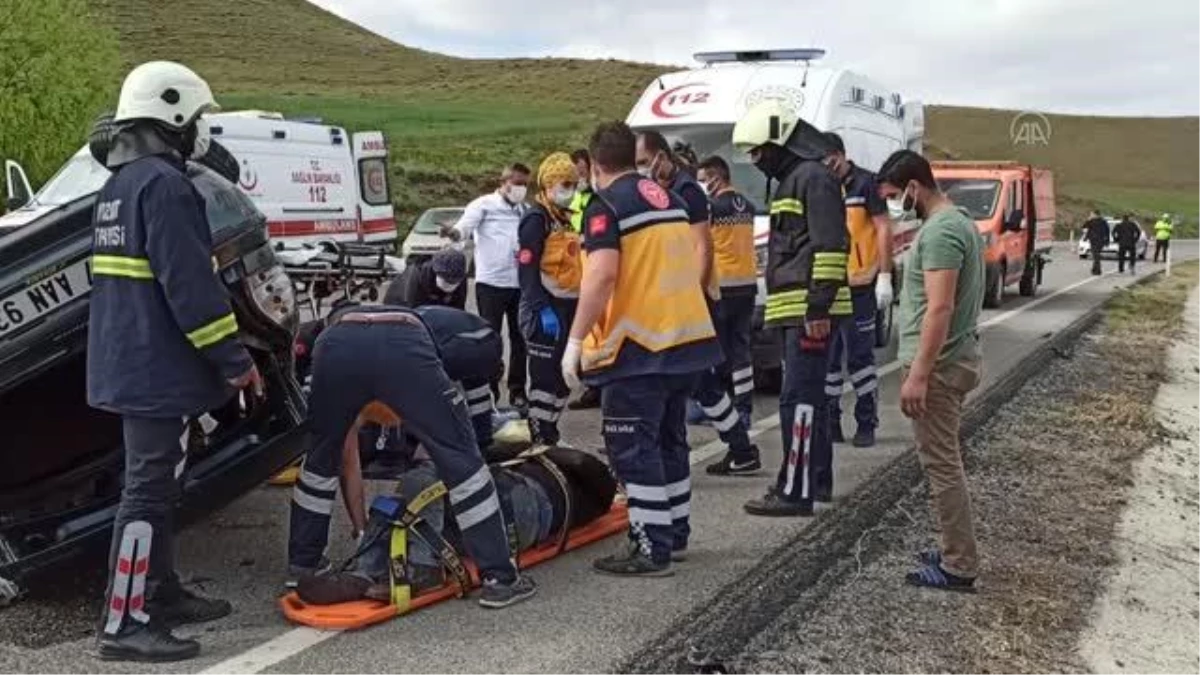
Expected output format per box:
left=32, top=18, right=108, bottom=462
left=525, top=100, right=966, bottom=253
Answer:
left=931, top=161, right=1055, bottom=307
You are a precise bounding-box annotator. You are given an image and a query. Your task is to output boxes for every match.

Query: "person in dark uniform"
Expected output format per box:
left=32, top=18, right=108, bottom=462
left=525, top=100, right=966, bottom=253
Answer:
left=1083, top=210, right=1110, bottom=276
left=733, top=101, right=852, bottom=517
left=288, top=303, right=536, bottom=608
left=696, top=155, right=762, bottom=475
left=562, top=122, right=721, bottom=576
left=1113, top=214, right=1141, bottom=275
left=383, top=247, right=468, bottom=309
left=87, top=61, right=263, bottom=662
left=636, top=131, right=760, bottom=473
left=566, top=149, right=603, bottom=412
left=518, top=152, right=583, bottom=446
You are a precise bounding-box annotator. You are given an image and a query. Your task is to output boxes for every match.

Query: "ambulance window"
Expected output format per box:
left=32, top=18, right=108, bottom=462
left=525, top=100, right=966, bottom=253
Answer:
left=359, top=158, right=390, bottom=206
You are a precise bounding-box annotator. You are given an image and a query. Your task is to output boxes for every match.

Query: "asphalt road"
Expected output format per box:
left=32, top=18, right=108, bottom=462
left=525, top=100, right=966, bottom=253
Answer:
left=1, top=242, right=1195, bottom=673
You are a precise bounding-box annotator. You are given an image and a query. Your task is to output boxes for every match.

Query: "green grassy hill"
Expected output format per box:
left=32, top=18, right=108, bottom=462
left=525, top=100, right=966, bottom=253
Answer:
left=88, top=0, right=1197, bottom=239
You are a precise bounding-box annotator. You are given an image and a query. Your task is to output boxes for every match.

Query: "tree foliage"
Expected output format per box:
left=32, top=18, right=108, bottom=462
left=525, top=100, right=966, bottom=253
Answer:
left=0, top=0, right=122, bottom=192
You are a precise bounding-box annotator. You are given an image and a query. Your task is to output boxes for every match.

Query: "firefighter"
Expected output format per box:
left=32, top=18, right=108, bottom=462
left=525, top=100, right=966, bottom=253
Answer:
left=288, top=302, right=536, bottom=608
left=567, top=148, right=603, bottom=411
left=733, top=101, right=851, bottom=517
left=562, top=122, right=721, bottom=575
left=821, top=132, right=894, bottom=448
left=87, top=61, right=263, bottom=662
left=518, top=152, right=583, bottom=446
left=1153, top=213, right=1173, bottom=263
left=636, top=131, right=760, bottom=473
left=696, top=155, right=763, bottom=475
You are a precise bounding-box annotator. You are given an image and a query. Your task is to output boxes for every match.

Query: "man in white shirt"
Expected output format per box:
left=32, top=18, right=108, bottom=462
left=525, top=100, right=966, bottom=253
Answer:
left=448, top=163, right=532, bottom=410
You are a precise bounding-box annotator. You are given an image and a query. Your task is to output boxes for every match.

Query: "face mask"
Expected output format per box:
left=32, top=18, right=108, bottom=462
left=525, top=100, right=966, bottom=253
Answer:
left=435, top=276, right=460, bottom=293
left=578, top=179, right=590, bottom=192
left=699, top=180, right=714, bottom=196
left=506, top=185, right=527, bottom=203
left=552, top=186, right=576, bottom=208
left=751, top=144, right=788, bottom=179
left=887, top=185, right=917, bottom=222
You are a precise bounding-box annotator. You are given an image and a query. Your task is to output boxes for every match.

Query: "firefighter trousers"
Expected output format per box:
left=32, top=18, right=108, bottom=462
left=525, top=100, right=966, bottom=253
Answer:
left=602, top=373, right=698, bottom=564
left=523, top=301, right=576, bottom=445
left=693, top=298, right=755, bottom=461
left=289, top=321, right=517, bottom=583
left=826, top=287, right=879, bottom=433
left=101, top=415, right=190, bottom=635
left=776, top=324, right=835, bottom=508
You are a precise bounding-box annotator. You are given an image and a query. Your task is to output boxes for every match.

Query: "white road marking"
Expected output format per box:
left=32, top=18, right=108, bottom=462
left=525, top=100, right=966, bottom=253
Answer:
left=206, top=266, right=1122, bottom=674
left=199, top=626, right=340, bottom=674
left=688, top=269, right=1117, bottom=467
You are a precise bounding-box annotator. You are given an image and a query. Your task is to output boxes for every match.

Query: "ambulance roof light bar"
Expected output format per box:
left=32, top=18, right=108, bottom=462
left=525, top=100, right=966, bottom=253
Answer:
left=694, top=49, right=827, bottom=65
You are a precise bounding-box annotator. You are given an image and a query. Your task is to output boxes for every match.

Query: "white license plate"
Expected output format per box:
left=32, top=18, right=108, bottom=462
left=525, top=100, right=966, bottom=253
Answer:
left=0, top=258, right=93, bottom=338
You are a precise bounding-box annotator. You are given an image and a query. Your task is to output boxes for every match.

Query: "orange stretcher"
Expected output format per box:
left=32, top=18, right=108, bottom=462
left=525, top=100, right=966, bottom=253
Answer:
left=280, top=501, right=629, bottom=630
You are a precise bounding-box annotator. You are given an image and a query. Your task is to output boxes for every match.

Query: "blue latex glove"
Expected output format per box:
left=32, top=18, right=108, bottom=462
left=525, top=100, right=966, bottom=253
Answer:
left=539, top=306, right=560, bottom=339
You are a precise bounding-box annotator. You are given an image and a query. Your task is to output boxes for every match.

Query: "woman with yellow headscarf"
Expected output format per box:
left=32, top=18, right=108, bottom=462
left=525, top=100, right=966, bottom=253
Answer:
left=517, top=152, right=584, bottom=446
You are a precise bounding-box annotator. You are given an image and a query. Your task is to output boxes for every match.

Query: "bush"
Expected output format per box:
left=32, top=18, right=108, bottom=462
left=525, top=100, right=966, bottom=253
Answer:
left=0, top=0, right=122, bottom=197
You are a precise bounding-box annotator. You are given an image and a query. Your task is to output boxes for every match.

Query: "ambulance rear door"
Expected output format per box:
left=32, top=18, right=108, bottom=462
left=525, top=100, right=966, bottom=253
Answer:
left=352, top=132, right=395, bottom=247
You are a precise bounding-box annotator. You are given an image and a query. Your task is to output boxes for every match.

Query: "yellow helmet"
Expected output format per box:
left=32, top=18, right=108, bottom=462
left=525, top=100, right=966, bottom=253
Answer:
left=732, top=99, right=798, bottom=152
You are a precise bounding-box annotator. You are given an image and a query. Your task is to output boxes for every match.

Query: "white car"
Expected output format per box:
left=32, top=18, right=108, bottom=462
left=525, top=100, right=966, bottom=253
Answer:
left=400, top=206, right=472, bottom=272
left=1078, top=218, right=1149, bottom=260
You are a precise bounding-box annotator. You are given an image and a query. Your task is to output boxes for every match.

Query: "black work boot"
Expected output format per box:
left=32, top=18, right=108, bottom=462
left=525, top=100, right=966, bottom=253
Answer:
left=852, top=427, right=876, bottom=448
left=593, top=543, right=673, bottom=577
left=148, top=587, right=232, bottom=628
left=744, top=489, right=813, bottom=517
left=97, top=621, right=200, bottom=663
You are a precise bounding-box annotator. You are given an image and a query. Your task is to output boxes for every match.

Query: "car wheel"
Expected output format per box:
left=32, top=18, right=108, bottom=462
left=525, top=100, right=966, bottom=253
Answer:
left=983, top=263, right=1004, bottom=309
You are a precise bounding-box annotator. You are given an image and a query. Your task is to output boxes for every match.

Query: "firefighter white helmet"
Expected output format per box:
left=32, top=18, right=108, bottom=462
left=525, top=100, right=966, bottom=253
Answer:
left=113, top=61, right=218, bottom=129
left=732, top=99, right=798, bottom=153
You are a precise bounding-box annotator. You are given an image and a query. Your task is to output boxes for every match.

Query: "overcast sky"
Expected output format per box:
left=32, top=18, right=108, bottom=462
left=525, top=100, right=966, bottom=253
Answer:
left=311, top=0, right=1199, bottom=116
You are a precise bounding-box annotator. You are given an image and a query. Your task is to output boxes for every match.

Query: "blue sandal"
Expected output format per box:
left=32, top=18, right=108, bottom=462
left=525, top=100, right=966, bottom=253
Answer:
left=905, top=563, right=977, bottom=593
left=918, top=549, right=942, bottom=567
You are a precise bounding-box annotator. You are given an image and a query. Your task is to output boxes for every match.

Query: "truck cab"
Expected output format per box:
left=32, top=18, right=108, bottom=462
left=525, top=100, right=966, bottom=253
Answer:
left=932, top=162, right=1055, bottom=307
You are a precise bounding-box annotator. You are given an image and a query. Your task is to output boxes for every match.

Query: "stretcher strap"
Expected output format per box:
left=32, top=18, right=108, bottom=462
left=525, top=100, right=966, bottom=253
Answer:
left=385, top=481, right=471, bottom=609
left=498, top=446, right=574, bottom=555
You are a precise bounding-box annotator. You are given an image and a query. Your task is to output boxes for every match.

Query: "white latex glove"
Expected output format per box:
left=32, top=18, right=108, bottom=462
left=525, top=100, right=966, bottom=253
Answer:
left=875, top=272, right=894, bottom=308
left=561, top=337, right=583, bottom=391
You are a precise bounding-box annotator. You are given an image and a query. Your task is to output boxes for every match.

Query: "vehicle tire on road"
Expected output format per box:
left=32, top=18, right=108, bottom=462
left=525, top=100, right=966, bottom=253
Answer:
left=984, top=263, right=1005, bottom=309
left=1019, top=261, right=1038, bottom=297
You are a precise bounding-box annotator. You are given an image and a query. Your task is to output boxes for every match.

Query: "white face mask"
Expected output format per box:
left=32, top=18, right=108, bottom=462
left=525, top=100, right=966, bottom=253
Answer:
left=578, top=178, right=590, bottom=192
left=552, top=186, right=576, bottom=208
left=887, top=185, right=917, bottom=222
left=506, top=185, right=527, bottom=203
left=435, top=276, right=460, bottom=293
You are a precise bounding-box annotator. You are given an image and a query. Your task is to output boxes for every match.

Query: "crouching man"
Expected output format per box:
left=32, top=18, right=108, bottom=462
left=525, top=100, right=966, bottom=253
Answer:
left=288, top=303, right=536, bottom=608
left=296, top=446, right=617, bottom=605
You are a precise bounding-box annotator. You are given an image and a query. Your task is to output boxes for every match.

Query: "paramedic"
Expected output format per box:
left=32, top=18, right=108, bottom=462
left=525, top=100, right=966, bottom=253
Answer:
left=822, top=132, right=893, bottom=448
left=288, top=302, right=536, bottom=608
left=448, top=164, right=532, bottom=410
left=733, top=101, right=851, bottom=517
left=87, top=61, right=262, bottom=662
left=562, top=122, right=721, bottom=576
left=518, top=152, right=583, bottom=446
left=696, top=155, right=763, bottom=475
left=636, top=131, right=759, bottom=473
left=567, top=148, right=603, bottom=411
left=383, top=247, right=468, bottom=309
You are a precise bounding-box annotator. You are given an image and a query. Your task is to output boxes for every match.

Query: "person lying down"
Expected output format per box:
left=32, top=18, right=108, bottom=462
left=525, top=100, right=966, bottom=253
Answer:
left=296, top=446, right=617, bottom=605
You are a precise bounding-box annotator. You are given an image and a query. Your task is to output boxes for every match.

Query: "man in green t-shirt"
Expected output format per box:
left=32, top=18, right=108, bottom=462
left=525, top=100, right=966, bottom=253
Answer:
left=878, top=150, right=985, bottom=593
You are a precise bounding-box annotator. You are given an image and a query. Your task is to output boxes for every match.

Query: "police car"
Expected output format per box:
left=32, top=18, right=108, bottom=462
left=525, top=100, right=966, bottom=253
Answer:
left=0, top=145, right=308, bottom=603
left=625, top=48, right=923, bottom=391
left=2, top=111, right=396, bottom=248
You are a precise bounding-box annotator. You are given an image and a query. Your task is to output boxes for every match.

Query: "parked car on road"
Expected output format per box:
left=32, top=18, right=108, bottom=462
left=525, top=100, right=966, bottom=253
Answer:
left=400, top=206, right=471, bottom=273
left=1077, top=218, right=1149, bottom=260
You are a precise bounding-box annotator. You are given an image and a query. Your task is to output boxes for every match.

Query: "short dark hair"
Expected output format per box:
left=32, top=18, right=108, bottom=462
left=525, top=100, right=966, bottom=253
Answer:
left=505, top=162, right=531, bottom=177
left=570, top=148, right=591, bottom=167
left=589, top=122, right=637, bottom=172
left=822, top=131, right=846, bottom=155
left=878, top=150, right=936, bottom=190
left=637, top=130, right=671, bottom=157
left=697, top=155, right=730, bottom=182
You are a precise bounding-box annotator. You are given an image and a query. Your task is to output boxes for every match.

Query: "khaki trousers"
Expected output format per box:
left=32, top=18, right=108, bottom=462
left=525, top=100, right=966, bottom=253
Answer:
left=906, top=359, right=983, bottom=577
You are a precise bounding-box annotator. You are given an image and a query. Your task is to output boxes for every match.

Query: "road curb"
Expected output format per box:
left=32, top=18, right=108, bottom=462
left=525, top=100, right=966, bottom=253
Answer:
left=623, top=271, right=1166, bottom=673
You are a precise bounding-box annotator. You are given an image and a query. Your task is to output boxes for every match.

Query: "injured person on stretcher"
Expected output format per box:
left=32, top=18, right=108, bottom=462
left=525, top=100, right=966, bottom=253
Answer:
left=296, top=442, right=617, bottom=606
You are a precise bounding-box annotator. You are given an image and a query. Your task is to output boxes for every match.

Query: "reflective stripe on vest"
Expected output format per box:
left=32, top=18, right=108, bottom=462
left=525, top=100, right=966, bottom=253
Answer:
left=764, top=286, right=852, bottom=322
left=812, top=251, right=848, bottom=282
left=92, top=254, right=153, bottom=280
left=569, top=191, right=592, bottom=233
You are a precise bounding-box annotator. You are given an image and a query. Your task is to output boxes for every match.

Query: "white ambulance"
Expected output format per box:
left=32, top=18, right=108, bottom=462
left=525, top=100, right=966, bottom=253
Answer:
left=625, top=48, right=924, bottom=390
left=2, top=111, right=396, bottom=247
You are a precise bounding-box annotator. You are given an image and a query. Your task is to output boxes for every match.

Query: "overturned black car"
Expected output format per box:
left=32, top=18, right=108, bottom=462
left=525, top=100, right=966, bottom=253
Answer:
left=0, top=143, right=308, bottom=603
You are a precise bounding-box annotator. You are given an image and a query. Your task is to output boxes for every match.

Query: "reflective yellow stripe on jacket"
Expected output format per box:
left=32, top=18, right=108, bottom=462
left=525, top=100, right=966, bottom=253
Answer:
left=187, top=313, right=239, bottom=349
left=764, top=286, right=852, bottom=322
left=91, top=254, right=153, bottom=280
left=770, top=198, right=804, bottom=216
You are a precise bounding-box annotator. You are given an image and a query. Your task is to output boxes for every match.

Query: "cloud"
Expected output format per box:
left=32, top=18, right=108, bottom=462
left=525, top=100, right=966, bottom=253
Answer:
left=311, top=0, right=1199, bottom=116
